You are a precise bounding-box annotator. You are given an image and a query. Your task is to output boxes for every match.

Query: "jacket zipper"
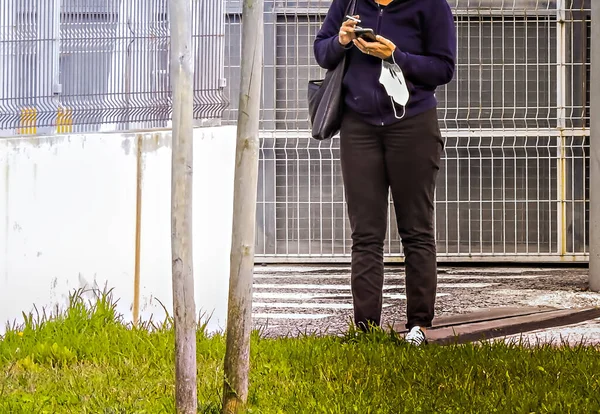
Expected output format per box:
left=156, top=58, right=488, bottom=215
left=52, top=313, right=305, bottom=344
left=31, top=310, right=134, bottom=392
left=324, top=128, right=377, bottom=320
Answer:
left=376, top=5, right=385, bottom=125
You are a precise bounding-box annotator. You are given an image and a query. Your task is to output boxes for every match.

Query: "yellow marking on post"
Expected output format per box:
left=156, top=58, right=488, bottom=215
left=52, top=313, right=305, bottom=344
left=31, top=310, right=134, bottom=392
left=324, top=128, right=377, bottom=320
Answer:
left=18, top=107, right=37, bottom=135
left=560, top=146, right=568, bottom=256
left=57, top=107, right=73, bottom=133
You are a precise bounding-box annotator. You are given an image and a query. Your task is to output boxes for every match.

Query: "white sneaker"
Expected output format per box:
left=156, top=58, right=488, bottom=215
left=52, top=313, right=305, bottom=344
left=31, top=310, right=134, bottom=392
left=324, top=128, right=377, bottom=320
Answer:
left=405, top=326, right=428, bottom=346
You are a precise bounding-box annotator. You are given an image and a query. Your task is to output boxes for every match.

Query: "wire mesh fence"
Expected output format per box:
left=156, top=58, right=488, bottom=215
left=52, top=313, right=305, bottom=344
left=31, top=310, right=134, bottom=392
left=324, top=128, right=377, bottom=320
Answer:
left=0, top=0, right=592, bottom=262
left=221, top=0, right=591, bottom=261
left=0, top=0, right=227, bottom=135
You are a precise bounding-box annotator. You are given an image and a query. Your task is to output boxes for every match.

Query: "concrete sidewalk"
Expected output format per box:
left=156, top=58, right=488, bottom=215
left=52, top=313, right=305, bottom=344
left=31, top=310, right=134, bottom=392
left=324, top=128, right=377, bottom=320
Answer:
left=251, top=265, right=600, bottom=344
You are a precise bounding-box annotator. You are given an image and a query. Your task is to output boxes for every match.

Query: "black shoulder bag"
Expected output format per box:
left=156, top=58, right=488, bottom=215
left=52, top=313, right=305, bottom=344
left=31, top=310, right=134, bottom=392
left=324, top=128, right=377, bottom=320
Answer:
left=307, top=0, right=357, bottom=141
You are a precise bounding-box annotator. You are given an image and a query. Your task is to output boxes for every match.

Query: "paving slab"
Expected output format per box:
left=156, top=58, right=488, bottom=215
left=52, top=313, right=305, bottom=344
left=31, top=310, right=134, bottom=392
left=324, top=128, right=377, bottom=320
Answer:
left=421, top=307, right=600, bottom=345
left=497, top=317, right=600, bottom=347
left=251, top=265, right=600, bottom=344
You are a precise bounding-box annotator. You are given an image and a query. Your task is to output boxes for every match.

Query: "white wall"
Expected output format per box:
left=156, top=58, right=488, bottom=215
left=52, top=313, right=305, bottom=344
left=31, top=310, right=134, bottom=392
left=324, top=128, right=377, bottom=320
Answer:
left=0, top=126, right=237, bottom=334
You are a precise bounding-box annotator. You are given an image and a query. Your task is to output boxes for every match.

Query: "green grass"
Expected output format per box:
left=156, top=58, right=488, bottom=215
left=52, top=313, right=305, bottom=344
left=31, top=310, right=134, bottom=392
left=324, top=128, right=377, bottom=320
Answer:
left=1, top=291, right=600, bottom=413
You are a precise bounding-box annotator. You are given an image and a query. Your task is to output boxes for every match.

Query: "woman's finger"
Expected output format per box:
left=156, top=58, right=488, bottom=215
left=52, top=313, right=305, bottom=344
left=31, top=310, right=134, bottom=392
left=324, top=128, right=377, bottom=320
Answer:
left=375, top=35, right=391, bottom=46
left=342, top=19, right=357, bottom=29
left=356, top=38, right=369, bottom=49
left=353, top=39, right=370, bottom=55
left=375, top=35, right=396, bottom=52
left=352, top=39, right=363, bottom=52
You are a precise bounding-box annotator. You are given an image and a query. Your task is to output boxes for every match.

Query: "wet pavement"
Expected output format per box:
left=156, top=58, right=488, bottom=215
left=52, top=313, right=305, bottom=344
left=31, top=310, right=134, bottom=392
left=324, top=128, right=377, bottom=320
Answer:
left=251, top=265, right=600, bottom=344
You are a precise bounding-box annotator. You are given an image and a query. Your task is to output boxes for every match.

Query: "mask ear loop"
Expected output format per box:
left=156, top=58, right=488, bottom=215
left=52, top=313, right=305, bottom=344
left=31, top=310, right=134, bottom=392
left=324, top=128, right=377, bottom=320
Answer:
left=391, top=98, right=406, bottom=120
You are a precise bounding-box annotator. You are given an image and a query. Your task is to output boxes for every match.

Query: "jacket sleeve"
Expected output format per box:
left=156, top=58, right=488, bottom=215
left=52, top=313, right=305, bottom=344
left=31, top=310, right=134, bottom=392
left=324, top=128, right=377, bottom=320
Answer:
left=390, top=0, right=456, bottom=87
left=314, top=0, right=353, bottom=70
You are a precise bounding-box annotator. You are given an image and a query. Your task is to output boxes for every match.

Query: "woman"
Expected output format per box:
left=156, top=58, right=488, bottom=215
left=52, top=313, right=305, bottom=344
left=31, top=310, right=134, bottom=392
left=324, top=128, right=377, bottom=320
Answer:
left=314, top=0, right=456, bottom=345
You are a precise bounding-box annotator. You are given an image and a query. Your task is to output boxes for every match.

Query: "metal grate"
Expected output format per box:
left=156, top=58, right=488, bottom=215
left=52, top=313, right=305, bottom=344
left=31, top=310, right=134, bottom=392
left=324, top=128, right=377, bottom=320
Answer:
left=0, top=0, right=227, bottom=135
left=222, top=0, right=591, bottom=262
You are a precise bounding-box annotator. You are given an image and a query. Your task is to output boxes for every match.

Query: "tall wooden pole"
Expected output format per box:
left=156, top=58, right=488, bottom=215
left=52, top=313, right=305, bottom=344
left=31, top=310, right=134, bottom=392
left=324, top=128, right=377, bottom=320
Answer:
left=170, top=0, right=197, bottom=412
left=222, top=0, right=264, bottom=412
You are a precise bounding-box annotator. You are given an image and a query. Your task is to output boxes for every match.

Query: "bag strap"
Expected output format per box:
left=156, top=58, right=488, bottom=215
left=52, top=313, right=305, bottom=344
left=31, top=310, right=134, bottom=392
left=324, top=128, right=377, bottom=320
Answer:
left=345, top=0, right=358, bottom=16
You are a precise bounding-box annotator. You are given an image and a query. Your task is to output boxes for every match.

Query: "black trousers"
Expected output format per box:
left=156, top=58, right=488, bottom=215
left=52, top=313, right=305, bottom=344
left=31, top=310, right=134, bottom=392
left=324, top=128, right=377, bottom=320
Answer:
left=339, top=107, right=443, bottom=330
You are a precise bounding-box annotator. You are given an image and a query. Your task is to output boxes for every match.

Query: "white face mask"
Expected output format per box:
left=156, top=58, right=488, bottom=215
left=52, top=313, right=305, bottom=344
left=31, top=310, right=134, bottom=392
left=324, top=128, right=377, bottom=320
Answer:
left=379, top=60, right=409, bottom=120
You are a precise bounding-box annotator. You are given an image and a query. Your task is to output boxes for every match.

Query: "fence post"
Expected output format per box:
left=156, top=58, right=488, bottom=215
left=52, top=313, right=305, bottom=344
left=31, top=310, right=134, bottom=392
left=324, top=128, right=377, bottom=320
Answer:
left=590, top=0, right=600, bottom=291
left=169, top=0, right=197, bottom=412
left=222, top=0, right=264, bottom=411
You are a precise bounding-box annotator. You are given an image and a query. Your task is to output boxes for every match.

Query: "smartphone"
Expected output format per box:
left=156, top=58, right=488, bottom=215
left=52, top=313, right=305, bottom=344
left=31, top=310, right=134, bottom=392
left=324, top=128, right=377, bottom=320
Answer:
left=354, top=27, right=377, bottom=42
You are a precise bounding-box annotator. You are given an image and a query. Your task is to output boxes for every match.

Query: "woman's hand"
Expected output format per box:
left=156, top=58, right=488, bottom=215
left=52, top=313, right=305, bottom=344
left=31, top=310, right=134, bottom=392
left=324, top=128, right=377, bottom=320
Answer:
left=339, top=15, right=359, bottom=46
left=353, top=35, right=396, bottom=60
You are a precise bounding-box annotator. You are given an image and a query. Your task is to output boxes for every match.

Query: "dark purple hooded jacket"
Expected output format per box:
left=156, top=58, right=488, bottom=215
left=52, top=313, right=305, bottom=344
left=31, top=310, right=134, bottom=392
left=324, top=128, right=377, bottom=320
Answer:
left=314, top=0, right=457, bottom=126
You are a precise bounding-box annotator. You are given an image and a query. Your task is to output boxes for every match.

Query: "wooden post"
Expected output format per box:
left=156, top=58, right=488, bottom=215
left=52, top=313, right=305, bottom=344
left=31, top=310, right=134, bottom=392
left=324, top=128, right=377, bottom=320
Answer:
left=222, top=0, right=264, bottom=412
left=169, top=0, right=197, bottom=412
left=133, top=134, right=143, bottom=326
left=590, top=0, right=600, bottom=291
